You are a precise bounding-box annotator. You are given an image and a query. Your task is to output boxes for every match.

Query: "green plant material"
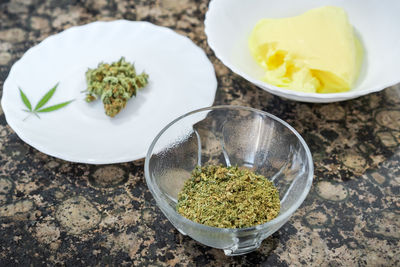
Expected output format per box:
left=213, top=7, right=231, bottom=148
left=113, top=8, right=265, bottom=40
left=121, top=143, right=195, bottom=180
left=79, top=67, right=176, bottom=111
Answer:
left=84, top=57, right=149, bottom=117
left=36, top=100, right=74, bottom=112
left=19, top=83, right=74, bottom=120
left=19, top=88, right=32, bottom=111
left=177, top=165, right=281, bottom=228
left=34, top=83, right=58, bottom=110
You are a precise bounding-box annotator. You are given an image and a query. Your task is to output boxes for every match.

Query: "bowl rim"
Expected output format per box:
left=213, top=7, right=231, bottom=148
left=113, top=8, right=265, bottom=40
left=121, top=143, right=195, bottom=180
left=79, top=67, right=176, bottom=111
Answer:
left=144, top=105, right=314, bottom=233
left=204, top=0, right=400, bottom=102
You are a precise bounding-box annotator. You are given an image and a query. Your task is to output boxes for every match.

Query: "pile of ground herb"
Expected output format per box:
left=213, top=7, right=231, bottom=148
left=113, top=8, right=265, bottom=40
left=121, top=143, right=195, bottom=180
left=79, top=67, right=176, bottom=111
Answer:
left=85, top=57, right=149, bottom=117
left=176, top=165, right=280, bottom=228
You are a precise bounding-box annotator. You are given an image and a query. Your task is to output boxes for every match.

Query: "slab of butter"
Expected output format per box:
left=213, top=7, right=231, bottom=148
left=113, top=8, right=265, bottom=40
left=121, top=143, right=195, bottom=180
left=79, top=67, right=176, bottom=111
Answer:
left=249, top=6, right=363, bottom=93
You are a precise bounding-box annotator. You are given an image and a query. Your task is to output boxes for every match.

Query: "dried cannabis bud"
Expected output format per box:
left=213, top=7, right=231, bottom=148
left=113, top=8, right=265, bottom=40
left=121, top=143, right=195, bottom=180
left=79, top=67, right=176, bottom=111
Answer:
left=85, top=57, right=149, bottom=117
left=177, top=165, right=280, bottom=228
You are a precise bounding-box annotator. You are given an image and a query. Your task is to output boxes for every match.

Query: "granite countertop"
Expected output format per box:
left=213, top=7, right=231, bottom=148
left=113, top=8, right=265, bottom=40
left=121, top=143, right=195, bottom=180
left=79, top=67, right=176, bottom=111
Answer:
left=0, top=0, right=399, bottom=266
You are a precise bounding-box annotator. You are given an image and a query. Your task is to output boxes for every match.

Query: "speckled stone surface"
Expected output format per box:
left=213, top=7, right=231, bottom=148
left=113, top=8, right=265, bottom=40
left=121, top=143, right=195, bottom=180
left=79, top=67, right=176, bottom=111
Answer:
left=0, top=0, right=399, bottom=266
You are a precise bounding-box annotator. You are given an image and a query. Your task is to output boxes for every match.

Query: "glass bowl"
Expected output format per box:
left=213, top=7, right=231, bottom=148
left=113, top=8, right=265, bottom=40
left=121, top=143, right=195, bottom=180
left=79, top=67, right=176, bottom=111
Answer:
left=145, top=106, right=313, bottom=256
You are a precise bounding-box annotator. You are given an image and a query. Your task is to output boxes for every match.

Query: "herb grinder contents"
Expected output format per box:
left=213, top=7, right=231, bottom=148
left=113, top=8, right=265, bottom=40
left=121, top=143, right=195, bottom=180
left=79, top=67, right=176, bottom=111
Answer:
left=176, top=165, right=280, bottom=228
left=249, top=6, right=363, bottom=93
left=85, top=57, right=149, bottom=117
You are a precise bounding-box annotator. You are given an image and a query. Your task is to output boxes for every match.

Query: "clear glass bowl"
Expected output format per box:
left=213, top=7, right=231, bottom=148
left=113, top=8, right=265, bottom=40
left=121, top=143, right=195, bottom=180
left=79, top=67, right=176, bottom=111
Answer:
left=145, top=106, right=313, bottom=256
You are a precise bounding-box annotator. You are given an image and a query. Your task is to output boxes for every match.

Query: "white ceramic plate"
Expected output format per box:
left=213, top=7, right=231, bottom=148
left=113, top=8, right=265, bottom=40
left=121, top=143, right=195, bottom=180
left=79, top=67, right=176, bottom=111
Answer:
left=205, top=0, right=400, bottom=103
left=1, top=20, right=217, bottom=164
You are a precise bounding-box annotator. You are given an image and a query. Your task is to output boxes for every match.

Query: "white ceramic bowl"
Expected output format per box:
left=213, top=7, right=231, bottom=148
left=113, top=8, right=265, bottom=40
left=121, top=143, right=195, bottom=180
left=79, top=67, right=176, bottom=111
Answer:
left=205, top=0, right=400, bottom=103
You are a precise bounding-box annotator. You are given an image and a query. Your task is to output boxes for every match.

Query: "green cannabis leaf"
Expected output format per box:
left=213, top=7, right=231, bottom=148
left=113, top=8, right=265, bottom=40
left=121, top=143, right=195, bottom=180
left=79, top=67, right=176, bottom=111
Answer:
left=34, top=83, right=58, bottom=111
left=36, top=100, right=74, bottom=112
left=19, top=83, right=74, bottom=121
left=19, top=87, right=32, bottom=111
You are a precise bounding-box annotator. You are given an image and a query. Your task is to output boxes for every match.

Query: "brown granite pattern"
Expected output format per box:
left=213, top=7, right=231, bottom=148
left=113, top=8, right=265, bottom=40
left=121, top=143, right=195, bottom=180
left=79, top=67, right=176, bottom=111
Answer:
left=0, top=0, right=399, bottom=266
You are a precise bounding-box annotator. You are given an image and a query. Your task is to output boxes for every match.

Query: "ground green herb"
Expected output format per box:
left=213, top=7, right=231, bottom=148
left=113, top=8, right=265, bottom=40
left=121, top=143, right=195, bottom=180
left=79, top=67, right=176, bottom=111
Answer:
left=85, top=57, right=149, bottom=117
left=176, top=165, right=280, bottom=228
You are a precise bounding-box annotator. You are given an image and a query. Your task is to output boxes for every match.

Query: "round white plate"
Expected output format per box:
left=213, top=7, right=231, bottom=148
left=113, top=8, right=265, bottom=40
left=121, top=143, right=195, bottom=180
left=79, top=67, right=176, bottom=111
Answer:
left=1, top=20, right=217, bottom=164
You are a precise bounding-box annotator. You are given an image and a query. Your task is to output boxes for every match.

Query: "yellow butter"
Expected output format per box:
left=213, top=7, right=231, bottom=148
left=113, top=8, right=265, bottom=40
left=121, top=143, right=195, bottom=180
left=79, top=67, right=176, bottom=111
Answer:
left=249, top=6, right=363, bottom=93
